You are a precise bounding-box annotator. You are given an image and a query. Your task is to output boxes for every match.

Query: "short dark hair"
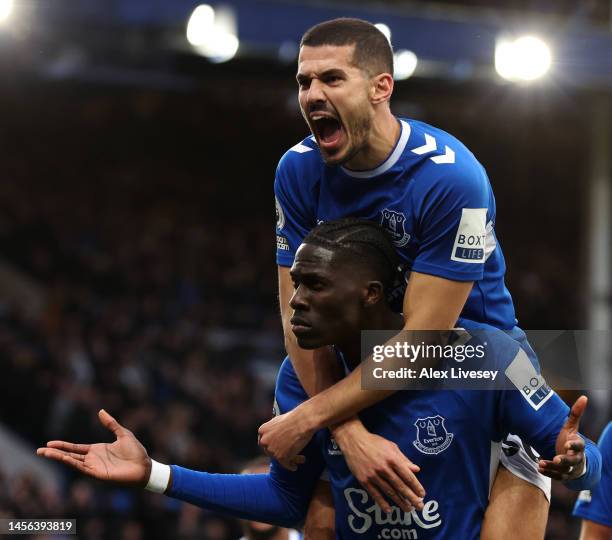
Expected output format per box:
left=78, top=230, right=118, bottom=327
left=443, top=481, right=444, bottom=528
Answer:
left=303, top=218, right=400, bottom=295
left=300, top=18, right=394, bottom=77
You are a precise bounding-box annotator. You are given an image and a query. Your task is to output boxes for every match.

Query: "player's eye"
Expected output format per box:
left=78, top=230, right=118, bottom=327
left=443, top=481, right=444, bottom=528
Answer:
left=307, top=279, right=325, bottom=291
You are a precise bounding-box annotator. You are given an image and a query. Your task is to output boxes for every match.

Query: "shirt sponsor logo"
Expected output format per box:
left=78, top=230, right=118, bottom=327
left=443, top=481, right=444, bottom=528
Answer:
left=413, top=415, right=454, bottom=455
left=381, top=209, right=411, bottom=247
left=277, top=235, right=290, bottom=251
left=275, top=197, right=285, bottom=230
left=450, top=208, right=487, bottom=263
left=344, top=488, right=442, bottom=537
left=504, top=349, right=553, bottom=411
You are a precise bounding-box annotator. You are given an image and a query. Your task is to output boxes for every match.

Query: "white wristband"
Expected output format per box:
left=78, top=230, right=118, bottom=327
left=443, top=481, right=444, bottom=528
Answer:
left=145, top=459, right=171, bottom=493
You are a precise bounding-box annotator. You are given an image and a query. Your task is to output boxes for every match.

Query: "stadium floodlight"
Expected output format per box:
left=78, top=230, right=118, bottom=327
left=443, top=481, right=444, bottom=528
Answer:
left=0, top=0, right=13, bottom=23
left=393, top=50, right=418, bottom=80
left=186, top=4, right=239, bottom=63
left=186, top=4, right=215, bottom=47
left=375, top=23, right=391, bottom=43
left=495, top=35, right=552, bottom=82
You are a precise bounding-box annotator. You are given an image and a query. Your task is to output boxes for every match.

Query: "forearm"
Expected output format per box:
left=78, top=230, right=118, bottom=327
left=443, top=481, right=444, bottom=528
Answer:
left=285, top=336, right=369, bottom=442
left=296, top=364, right=392, bottom=432
left=167, top=466, right=307, bottom=527
left=287, top=274, right=468, bottom=432
left=294, top=330, right=454, bottom=432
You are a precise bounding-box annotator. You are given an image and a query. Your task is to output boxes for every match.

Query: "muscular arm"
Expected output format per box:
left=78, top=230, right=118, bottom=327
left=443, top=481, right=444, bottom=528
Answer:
left=283, top=269, right=472, bottom=431
left=481, top=464, right=549, bottom=540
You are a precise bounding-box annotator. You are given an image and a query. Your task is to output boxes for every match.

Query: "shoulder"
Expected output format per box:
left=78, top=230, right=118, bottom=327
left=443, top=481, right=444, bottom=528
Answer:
left=458, top=319, right=522, bottom=369
left=405, top=119, right=490, bottom=196
left=274, top=357, right=309, bottom=415
left=276, top=135, right=323, bottom=182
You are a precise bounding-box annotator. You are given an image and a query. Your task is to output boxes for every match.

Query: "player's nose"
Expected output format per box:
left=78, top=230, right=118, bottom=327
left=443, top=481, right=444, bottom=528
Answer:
left=306, top=79, right=326, bottom=105
left=289, top=286, right=308, bottom=311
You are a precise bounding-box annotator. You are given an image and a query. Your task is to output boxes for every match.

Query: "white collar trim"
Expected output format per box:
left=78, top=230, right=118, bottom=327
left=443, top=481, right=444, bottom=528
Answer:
left=341, top=119, right=411, bottom=179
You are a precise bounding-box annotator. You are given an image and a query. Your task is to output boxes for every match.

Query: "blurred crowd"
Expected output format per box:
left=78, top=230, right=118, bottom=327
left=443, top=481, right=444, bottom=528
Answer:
left=0, top=86, right=602, bottom=539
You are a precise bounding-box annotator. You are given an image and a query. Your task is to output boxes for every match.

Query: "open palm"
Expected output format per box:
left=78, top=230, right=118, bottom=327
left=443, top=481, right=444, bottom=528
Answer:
left=37, top=409, right=151, bottom=487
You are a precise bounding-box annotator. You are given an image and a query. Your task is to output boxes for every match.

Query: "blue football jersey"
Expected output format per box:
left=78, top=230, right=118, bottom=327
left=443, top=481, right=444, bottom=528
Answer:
left=573, top=422, right=612, bottom=527
left=273, top=322, right=574, bottom=539
left=274, top=118, right=516, bottom=328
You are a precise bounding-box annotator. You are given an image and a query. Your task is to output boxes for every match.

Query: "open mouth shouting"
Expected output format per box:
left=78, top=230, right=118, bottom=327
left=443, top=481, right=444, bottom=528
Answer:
left=310, top=113, right=345, bottom=153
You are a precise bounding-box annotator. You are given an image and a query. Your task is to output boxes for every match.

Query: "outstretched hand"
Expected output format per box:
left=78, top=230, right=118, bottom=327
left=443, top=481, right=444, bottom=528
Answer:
left=538, top=395, right=588, bottom=482
left=37, top=409, right=151, bottom=487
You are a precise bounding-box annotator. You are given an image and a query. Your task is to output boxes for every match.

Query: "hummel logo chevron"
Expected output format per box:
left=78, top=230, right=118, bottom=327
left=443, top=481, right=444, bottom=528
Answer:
left=431, top=146, right=455, bottom=164
left=411, top=133, right=437, bottom=155
left=290, top=143, right=313, bottom=153
left=411, top=133, right=456, bottom=164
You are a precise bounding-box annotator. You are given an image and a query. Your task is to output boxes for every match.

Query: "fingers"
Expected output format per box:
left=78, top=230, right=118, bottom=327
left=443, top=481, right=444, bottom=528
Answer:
left=45, top=440, right=91, bottom=454
left=377, top=470, right=424, bottom=513
left=565, top=395, right=588, bottom=432
left=538, top=450, right=585, bottom=481
left=373, top=475, right=413, bottom=513
left=364, top=482, right=393, bottom=514
left=37, top=448, right=91, bottom=476
left=278, top=459, right=296, bottom=471
left=277, top=455, right=306, bottom=471
left=98, top=409, right=126, bottom=437
left=393, top=461, right=426, bottom=500
left=38, top=448, right=85, bottom=461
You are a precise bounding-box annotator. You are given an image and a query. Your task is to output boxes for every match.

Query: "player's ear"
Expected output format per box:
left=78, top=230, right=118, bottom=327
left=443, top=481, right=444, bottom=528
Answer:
left=370, top=73, right=394, bottom=105
left=363, top=281, right=384, bottom=307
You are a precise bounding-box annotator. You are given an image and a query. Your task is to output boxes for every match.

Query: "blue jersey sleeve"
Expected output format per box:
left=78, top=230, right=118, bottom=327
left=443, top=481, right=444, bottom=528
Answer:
left=498, top=348, right=601, bottom=490
left=166, top=356, right=325, bottom=527
left=168, top=464, right=312, bottom=527
left=274, top=144, right=319, bottom=267
left=573, top=422, right=612, bottom=527
left=410, top=160, right=492, bottom=282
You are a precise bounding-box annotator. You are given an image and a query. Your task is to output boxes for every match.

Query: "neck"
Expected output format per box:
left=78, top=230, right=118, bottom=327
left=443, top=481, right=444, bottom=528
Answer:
left=344, top=110, right=400, bottom=171
left=338, top=308, right=404, bottom=367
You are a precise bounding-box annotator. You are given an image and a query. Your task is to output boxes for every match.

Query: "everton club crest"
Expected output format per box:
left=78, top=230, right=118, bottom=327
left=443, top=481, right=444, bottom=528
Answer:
left=380, top=209, right=411, bottom=247
left=413, top=415, right=454, bottom=455
left=275, top=197, right=285, bottom=230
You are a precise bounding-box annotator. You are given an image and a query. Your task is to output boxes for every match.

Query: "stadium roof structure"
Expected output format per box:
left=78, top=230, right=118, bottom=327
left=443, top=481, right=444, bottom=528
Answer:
left=0, top=0, right=611, bottom=91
